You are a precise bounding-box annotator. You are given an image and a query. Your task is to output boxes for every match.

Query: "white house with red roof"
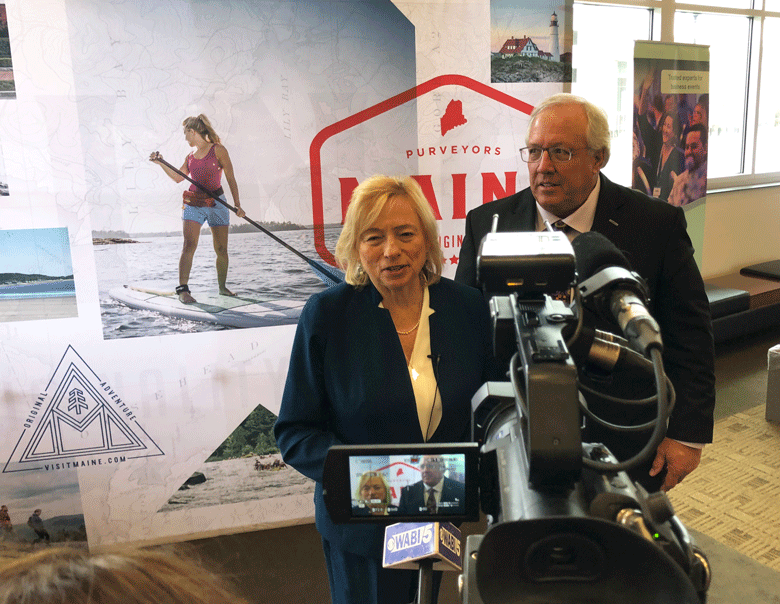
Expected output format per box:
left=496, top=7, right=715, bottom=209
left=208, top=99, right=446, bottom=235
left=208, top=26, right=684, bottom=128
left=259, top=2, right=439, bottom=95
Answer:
left=498, top=36, right=540, bottom=58
left=497, top=12, right=561, bottom=62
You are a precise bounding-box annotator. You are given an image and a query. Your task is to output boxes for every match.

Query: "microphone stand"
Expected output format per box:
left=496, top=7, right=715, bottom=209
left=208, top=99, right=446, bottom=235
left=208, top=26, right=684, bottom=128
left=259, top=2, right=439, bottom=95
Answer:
left=416, top=559, right=434, bottom=604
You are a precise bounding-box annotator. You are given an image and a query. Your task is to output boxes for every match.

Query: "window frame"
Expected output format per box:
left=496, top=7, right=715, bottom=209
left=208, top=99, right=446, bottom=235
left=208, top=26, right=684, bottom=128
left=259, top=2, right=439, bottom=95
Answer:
left=574, top=0, right=780, bottom=191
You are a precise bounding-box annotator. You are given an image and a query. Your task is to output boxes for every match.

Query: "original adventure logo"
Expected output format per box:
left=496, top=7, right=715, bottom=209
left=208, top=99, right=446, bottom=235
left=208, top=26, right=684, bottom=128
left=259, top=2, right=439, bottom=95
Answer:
left=3, top=346, right=164, bottom=473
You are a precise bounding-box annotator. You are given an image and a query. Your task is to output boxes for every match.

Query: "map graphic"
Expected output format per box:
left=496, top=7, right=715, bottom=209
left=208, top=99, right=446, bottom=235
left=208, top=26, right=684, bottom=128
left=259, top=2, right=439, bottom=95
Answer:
left=0, top=0, right=563, bottom=547
left=441, top=100, right=468, bottom=135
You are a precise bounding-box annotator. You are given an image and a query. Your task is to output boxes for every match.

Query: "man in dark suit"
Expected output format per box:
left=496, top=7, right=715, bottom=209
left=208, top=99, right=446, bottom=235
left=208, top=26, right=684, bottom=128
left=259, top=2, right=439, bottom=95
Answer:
left=397, top=455, right=466, bottom=515
left=455, top=93, right=715, bottom=492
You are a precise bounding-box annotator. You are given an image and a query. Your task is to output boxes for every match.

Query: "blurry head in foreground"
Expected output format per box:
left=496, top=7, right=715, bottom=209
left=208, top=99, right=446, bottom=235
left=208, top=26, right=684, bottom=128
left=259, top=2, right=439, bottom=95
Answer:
left=0, top=546, right=250, bottom=604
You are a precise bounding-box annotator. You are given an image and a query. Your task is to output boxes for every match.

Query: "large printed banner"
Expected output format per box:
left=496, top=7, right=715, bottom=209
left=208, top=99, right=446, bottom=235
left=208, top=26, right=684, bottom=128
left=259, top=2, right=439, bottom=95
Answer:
left=0, top=0, right=570, bottom=549
left=633, top=41, right=710, bottom=208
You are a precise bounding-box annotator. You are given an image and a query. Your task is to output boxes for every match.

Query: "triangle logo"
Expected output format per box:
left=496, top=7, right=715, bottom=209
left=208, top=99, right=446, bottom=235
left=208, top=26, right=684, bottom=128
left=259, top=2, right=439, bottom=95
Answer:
left=4, top=345, right=164, bottom=473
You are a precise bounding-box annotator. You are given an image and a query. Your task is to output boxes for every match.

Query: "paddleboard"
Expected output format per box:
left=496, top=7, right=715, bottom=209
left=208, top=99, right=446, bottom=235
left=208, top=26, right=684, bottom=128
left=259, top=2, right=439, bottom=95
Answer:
left=109, top=284, right=305, bottom=328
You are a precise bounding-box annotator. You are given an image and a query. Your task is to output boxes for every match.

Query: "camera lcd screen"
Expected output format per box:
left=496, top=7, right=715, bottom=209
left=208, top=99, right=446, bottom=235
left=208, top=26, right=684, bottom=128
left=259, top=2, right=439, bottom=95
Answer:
left=323, top=443, right=479, bottom=523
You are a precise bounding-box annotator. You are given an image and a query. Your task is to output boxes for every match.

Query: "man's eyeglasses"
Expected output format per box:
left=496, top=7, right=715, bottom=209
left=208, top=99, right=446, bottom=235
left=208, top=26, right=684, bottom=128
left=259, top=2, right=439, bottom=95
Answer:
left=519, top=146, right=588, bottom=163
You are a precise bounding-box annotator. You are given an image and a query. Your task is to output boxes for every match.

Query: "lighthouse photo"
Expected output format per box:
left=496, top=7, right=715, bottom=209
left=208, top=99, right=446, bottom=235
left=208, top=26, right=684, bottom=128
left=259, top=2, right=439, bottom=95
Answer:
left=550, top=11, right=560, bottom=62
left=490, top=1, right=572, bottom=83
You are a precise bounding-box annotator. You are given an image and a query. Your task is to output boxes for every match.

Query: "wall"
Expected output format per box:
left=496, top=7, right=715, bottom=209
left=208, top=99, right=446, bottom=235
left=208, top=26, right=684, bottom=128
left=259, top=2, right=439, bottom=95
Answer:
left=702, top=185, right=780, bottom=279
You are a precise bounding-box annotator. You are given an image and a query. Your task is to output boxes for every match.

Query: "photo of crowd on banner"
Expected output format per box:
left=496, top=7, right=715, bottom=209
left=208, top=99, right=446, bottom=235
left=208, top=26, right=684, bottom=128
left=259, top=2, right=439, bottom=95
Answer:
left=634, top=68, right=708, bottom=207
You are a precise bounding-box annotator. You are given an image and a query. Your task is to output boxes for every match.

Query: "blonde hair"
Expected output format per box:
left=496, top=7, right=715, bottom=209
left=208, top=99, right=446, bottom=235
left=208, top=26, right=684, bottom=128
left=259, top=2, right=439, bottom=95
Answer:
left=0, top=546, right=250, bottom=604
left=354, top=471, right=392, bottom=506
left=334, top=175, right=443, bottom=289
left=182, top=114, right=221, bottom=144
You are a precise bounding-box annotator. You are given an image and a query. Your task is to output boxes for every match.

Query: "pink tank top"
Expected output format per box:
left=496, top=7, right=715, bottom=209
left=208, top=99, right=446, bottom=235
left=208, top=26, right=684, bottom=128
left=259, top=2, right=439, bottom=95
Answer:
left=186, top=145, right=222, bottom=192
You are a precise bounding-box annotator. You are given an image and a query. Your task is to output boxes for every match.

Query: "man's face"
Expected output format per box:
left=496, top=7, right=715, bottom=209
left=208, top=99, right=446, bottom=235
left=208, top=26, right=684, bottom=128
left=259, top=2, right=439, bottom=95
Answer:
left=526, top=104, right=603, bottom=219
left=684, top=131, right=707, bottom=171
left=419, top=456, right=445, bottom=487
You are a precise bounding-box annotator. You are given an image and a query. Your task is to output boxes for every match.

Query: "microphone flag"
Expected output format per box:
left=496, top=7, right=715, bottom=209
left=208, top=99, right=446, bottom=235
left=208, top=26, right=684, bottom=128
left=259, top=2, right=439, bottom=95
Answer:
left=382, top=522, right=462, bottom=571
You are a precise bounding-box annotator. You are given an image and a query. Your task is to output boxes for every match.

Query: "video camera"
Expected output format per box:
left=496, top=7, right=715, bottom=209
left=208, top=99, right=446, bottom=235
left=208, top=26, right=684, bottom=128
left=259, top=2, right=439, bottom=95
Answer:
left=322, top=224, right=711, bottom=603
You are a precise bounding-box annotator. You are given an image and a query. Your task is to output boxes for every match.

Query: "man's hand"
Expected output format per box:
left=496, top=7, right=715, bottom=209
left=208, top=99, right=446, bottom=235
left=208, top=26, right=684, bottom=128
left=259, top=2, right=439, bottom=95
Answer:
left=649, top=438, right=702, bottom=492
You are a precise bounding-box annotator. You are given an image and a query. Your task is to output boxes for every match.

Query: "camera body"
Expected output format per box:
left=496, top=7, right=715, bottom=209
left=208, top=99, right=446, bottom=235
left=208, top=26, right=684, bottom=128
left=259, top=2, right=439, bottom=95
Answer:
left=467, top=231, right=708, bottom=603
left=322, top=231, right=710, bottom=603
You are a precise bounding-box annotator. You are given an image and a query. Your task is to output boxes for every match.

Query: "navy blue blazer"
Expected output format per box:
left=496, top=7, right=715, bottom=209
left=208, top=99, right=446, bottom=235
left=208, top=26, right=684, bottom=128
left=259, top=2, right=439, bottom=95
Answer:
left=397, top=477, right=466, bottom=515
left=454, top=174, right=715, bottom=447
left=274, top=277, right=497, bottom=557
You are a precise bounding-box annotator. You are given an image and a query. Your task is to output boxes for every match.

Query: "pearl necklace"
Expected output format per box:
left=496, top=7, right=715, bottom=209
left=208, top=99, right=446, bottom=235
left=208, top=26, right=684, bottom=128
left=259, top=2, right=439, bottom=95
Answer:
left=396, top=320, right=420, bottom=336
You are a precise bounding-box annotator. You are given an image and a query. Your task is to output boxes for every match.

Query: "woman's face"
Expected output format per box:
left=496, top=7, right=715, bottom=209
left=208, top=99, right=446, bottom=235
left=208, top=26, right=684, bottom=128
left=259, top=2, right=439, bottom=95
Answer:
left=358, top=195, right=427, bottom=297
left=360, top=476, right=387, bottom=502
left=184, top=127, right=204, bottom=148
left=662, top=115, right=674, bottom=145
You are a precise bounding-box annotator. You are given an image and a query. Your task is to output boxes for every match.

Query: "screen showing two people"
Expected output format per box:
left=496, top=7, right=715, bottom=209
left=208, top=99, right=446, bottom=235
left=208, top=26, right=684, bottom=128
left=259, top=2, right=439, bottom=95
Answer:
left=350, top=454, right=466, bottom=517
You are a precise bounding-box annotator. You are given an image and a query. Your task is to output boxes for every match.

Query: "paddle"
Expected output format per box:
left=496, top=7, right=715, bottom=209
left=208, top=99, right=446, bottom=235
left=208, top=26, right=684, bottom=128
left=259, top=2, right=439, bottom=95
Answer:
left=151, top=154, right=344, bottom=287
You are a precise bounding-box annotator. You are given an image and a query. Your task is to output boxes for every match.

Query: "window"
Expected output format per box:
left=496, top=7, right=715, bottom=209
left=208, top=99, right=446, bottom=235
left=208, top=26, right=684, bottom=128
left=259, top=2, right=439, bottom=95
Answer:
left=571, top=4, right=654, bottom=184
left=674, top=11, right=751, bottom=177
left=755, top=17, right=780, bottom=174
left=571, top=0, right=780, bottom=190
left=684, top=0, right=752, bottom=8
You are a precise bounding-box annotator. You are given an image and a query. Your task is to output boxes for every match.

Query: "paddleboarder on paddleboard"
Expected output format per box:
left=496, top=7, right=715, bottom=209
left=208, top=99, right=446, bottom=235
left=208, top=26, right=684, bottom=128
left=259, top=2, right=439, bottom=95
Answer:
left=150, top=114, right=245, bottom=304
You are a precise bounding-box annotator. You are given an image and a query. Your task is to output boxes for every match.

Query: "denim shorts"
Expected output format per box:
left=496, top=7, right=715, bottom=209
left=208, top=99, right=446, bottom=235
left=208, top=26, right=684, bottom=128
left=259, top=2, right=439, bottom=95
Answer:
left=182, top=196, right=230, bottom=227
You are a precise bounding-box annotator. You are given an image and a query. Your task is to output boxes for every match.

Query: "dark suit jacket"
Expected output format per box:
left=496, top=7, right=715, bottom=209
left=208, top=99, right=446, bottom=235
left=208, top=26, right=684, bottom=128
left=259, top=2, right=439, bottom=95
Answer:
left=274, top=278, right=498, bottom=557
left=454, top=173, right=715, bottom=451
left=397, top=477, right=466, bottom=515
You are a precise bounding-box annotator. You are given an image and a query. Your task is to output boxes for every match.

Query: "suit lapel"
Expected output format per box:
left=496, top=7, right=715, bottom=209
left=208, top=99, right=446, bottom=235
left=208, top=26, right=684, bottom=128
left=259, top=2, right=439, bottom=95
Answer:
left=509, top=189, right=538, bottom=232
left=427, top=285, right=444, bottom=441
left=427, top=283, right=443, bottom=362
left=440, top=477, right=451, bottom=500
left=590, top=174, right=648, bottom=276
left=364, top=283, right=424, bottom=442
left=413, top=481, right=426, bottom=506
left=591, top=174, right=626, bottom=239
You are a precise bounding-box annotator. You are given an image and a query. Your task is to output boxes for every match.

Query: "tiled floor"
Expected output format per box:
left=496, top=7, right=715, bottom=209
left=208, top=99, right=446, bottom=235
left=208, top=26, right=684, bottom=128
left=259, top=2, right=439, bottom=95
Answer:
left=675, top=326, right=780, bottom=603
left=670, top=404, right=780, bottom=567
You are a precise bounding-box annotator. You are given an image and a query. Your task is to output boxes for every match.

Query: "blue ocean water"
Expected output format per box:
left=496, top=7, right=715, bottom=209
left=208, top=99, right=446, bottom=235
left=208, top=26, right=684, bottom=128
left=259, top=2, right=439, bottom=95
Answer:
left=95, top=227, right=342, bottom=339
left=0, top=280, right=76, bottom=298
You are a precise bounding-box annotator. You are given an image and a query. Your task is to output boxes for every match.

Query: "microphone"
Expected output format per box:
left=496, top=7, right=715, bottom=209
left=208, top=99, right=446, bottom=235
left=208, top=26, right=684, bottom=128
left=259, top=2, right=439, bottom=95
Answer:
left=563, top=323, right=654, bottom=374
left=571, top=232, right=663, bottom=355
left=383, top=522, right=462, bottom=604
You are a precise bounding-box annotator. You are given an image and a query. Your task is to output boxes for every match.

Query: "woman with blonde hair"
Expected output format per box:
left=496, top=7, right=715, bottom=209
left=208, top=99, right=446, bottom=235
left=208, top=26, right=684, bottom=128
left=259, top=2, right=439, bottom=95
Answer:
left=353, top=471, right=393, bottom=516
left=275, top=174, right=498, bottom=604
left=150, top=114, right=245, bottom=304
left=0, top=546, right=251, bottom=604
left=654, top=111, right=683, bottom=202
